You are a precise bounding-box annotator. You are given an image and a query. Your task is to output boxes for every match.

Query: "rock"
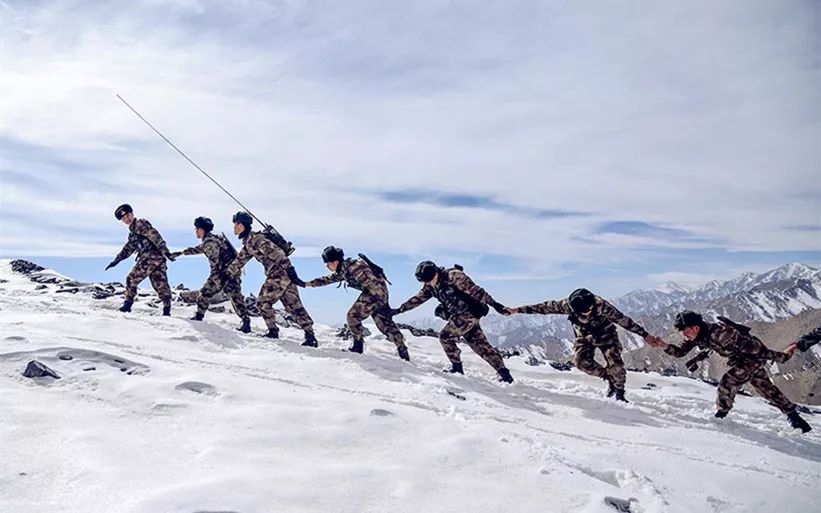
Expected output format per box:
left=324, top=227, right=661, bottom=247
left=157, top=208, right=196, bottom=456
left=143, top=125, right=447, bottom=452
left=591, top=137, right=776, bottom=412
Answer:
left=336, top=324, right=372, bottom=340
left=175, top=381, right=218, bottom=396
left=58, top=354, right=73, bottom=361
left=10, top=260, right=44, bottom=274
left=525, top=356, right=543, bottom=366
left=499, top=348, right=521, bottom=359
left=549, top=361, right=574, bottom=372
left=175, top=283, right=188, bottom=290
left=22, top=360, right=60, bottom=379
left=396, top=323, right=440, bottom=338
left=208, top=305, right=226, bottom=313
left=35, top=284, right=48, bottom=290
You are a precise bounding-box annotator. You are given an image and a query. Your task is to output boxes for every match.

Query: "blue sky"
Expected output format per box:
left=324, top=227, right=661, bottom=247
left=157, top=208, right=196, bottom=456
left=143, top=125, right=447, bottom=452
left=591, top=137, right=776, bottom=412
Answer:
left=1, top=0, right=819, bottom=323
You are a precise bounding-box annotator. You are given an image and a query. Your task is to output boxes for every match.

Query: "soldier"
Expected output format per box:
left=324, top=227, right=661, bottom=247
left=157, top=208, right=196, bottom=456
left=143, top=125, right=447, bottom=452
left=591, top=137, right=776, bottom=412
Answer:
left=225, top=212, right=317, bottom=347
left=169, top=217, right=251, bottom=332
left=647, top=311, right=811, bottom=433
left=105, top=204, right=176, bottom=315
left=391, top=261, right=514, bottom=383
left=303, top=246, right=410, bottom=361
left=504, top=288, right=662, bottom=402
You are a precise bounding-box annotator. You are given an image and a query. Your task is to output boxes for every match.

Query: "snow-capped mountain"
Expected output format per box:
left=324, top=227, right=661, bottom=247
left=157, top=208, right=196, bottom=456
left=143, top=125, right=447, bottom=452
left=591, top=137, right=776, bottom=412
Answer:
left=1, top=259, right=819, bottom=513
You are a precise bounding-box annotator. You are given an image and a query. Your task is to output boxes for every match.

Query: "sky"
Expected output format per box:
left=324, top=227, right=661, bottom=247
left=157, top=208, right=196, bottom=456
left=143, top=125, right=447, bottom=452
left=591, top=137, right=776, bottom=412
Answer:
left=1, top=0, right=819, bottom=323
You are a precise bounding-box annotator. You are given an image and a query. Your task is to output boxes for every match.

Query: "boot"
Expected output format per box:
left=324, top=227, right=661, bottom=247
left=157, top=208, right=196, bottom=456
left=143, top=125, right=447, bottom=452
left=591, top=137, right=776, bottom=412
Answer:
left=787, top=411, right=812, bottom=433
left=236, top=319, right=251, bottom=334
left=715, top=410, right=729, bottom=419
left=444, top=362, right=464, bottom=374
left=119, top=299, right=133, bottom=313
left=190, top=312, right=204, bottom=321
left=264, top=327, right=279, bottom=339
left=605, top=376, right=617, bottom=398
left=397, top=345, right=410, bottom=362
left=302, top=332, right=318, bottom=348
left=614, top=389, right=628, bottom=403
left=348, top=339, right=364, bottom=354
left=497, top=367, right=514, bottom=383
left=162, top=305, right=171, bottom=317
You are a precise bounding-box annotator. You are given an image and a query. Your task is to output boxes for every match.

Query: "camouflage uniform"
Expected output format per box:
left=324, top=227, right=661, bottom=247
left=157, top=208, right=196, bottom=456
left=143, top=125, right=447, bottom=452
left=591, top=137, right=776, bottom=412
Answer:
left=226, top=230, right=313, bottom=333
left=515, top=296, right=649, bottom=391
left=398, top=268, right=505, bottom=371
left=181, top=233, right=248, bottom=321
left=664, top=321, right=795, bottom=414
left=306, top=258, right=406, bottom=348
left=112, top=218, right=173, bottom=306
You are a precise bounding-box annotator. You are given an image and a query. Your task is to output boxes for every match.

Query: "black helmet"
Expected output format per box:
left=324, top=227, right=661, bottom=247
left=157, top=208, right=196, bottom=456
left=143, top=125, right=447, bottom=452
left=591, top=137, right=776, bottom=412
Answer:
left=194, top=216, right=214, bottom=232
left=114, top=204, right=133, bottom=220
left=232, top=211, right=253, bottom=227
left=568, top=288, right=596, bottom=314
left=321, top=246, right=344, bottom=263
left=674, top=310, right=703, bottom=330
left=415, top=260, right=438, bottom=282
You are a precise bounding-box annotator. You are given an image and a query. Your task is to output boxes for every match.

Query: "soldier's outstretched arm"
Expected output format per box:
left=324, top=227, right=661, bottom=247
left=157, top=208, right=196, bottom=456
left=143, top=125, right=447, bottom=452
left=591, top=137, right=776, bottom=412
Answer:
left=508, top=298, right=572, bottom=315
left=662, top=338, right=697, bottom=358
left=397, top=286, right=434, bottom=314
left=599, top=299, right=650, bottom=338
left=109, top=236, right=138, bottom=269
left=305, top=273, right=343, bottom=288
left=226, top=245, right=252, bottom=277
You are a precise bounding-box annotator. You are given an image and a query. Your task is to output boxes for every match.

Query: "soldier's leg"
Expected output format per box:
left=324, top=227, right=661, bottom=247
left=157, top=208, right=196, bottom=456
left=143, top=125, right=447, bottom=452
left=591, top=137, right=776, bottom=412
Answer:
left=279, top=282, right=314, bottom=334
left=196, top=275, right=222, bottom=316
left=373, top=309, right=406, bottom=349
left=439, top=318, right=465, bottom=366
left=223, top=276, right=249, bottom=321
left=346, top=294, right=372, bottom=341
left=462, top=325, right=505, bottom=371
left=124, top=259, right=153, bottom=301
left=749, top=367, right=796, bottom=414
left=600, top=343, right=627, bottom=390
left=148, top=261, right=172, bottom=307
left=573, top=341, right=608, bottom=379
left=257, top=277, right=284, bottom=330
left=716, top=362, right=758, bottom=414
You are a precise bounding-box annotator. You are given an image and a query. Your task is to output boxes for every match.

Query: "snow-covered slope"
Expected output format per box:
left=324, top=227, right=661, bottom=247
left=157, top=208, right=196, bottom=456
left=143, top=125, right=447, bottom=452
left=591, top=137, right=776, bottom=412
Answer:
left=1, top=260, right=820, bottom=513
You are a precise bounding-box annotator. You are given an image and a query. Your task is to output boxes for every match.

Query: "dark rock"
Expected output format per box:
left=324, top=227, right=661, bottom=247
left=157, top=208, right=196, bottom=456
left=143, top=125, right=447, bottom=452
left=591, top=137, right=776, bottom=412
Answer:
left=35, top=284, right=48, bottom=290
left=208, top=305, right=226, bottom=313
left=10, top=260, right=44, bottom=274
left=499, top=348, right=521, bottom=359
left=58, top=354, right=73, bottom=361
left=22, top=360, right=60, bottom=379
left=525, top=356, right=543, bottom=366
left=83, top=367, right=96, bottom=372
left=336, top=324, right=371, bottom=340
left=396, top=323, right=440, bottom=338
left=55, top=287, right=80, bottom=294
left=549, top=361, right=574, bottom=372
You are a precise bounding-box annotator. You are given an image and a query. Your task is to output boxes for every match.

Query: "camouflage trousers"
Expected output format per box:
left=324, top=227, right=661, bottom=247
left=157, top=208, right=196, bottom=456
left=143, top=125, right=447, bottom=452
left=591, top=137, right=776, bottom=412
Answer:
left=197, top=272, right=249, bottom=321
left=440, top=313, right=504, bottom=371
left=347, top=292, right=405, bottom=348
left=574, top=339, right=626, bottom=390
left=717, top=359, right=796, bottom=414
left=125, top=254, right=172, bottom=306
left=259, top=273, right=314, bottom=333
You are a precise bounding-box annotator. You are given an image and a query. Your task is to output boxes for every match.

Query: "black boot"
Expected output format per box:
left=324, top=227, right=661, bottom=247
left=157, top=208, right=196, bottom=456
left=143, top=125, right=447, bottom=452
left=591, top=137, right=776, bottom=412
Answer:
left=787, top=411, right=812, bottom=433
left=190, top=312, right=204, bottom=321
left=302, top=332, right=318, bottom=348
left=348, top=339, right=364, bottom=354
left=444, top=362, right=464, bottom=374
left=264, top=327, right=279, bottom=339
left=614, top=389, right=628, bottom=403
left=605, top=376, right=617, bottom=398
left=397, top=345, right=410, bottom=361
left=162, top=305, right=171, bottom=317
left=715, top=410, right=729, bottom=419
left=497, top=367, right=514, bottom=383
left=119, top=299, right=133, bottom=313
left=236, top=319, right=251, bottom=334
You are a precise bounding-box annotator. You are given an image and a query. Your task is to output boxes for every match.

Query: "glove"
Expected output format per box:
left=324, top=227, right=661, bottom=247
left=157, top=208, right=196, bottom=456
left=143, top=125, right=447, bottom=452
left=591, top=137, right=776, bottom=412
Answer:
left=382, top=307, right=401, bottom=317
left=105, top=260, right=119, bottom=271
left=165, top=251, right=178, bottom=262
left=686, top=360, right=699, bottom=373
left=286, top=266, right=305, bottom=287
left=488, top=300, right=507, bottom=315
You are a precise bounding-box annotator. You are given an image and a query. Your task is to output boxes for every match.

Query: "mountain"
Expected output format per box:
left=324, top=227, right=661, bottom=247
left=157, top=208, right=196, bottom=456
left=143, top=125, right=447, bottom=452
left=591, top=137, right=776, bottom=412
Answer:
left=1, top=259, right=819, bottom=513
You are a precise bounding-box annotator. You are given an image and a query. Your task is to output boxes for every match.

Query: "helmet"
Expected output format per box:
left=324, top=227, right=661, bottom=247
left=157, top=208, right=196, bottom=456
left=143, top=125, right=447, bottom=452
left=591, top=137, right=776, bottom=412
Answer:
left=321, top=246, right=344, bottom=263
left=232, top=211, right=253, bottom=227
left=194, top=216, right=214, bottom=232
left=114, top=204, right=133, bottom=220
left=674, top=310, right=703, bottom=330
left=415, top=260, right=438, bottom=283
left=568, top=288, right=596, bottom=314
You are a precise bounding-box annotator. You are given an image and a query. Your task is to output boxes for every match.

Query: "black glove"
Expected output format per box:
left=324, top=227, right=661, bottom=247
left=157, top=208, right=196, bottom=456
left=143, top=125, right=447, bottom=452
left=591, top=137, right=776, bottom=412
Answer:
left=286, top=266, right=305, bottom=287
left=165, top=251, right=178, bottom=262
left=686, top=360, right=699, bottom=373
left=380, top=306, right=400, bottom=317
left=488, top=300, right=507, bottom=314
left=105, top=260, right=119, bottom=271
left=797, top=337, right=818, bottom=352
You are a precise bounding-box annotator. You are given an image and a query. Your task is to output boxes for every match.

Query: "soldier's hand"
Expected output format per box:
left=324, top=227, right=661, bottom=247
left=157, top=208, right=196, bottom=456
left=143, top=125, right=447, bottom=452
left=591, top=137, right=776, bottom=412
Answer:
left=105, top=260, right=118, bottom=271
left=784, top=342, right=799, bottom=357
left=645, top=335, right=666, bottom=349
left=502, top=307, right=516, bottom=315
left=165, top=252, right=178, bottom=262
left=488, top=300, right=507, bottom=315
left=168, top=251, right=182, bottom=259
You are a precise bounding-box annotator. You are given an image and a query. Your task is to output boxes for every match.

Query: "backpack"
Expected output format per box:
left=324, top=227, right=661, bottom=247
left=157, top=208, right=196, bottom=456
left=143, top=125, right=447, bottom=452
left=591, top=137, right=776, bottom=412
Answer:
left=218, top=233, right=238, bottom=264
left=262, top=225, right=295, bottom=256
left=717, top=316, right=753, bottom=335
left=358, top=253, right=391, bottom=284
left=446, top=264, right=489, bottom=318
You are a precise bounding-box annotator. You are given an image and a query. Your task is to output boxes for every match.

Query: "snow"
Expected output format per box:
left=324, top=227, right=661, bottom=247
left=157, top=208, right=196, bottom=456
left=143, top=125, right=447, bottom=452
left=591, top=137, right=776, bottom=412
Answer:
left=1, top=260, right=820, bottom=513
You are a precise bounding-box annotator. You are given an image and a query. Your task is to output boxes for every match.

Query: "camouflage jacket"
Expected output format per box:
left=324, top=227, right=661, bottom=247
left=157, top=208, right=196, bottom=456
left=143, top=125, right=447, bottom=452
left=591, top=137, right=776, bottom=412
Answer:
left=664, top=321, right=789, bottom=362
left=181, top=233, right=236, bottom=275
left=398, top=268, right=494, bottom=318
left=114, top=218, right=169, bottom=263
left=226, top=230, right=291, bottom=278
left=517, top=296, right=649, bottom=344
left=306, top=258, right=388, bottom=298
